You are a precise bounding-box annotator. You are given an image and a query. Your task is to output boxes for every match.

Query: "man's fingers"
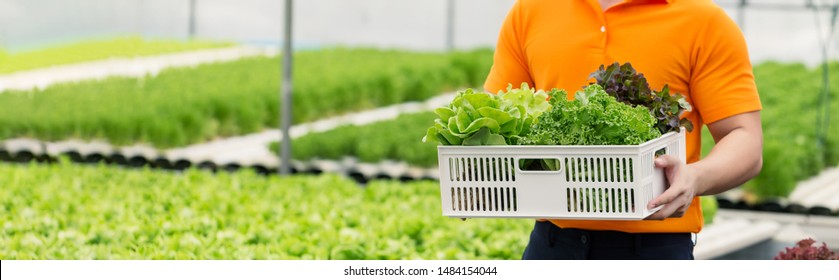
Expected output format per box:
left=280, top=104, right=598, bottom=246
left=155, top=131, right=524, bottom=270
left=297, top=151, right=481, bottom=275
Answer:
left=649, top=197, right=683, bottom=220
left=649, top=155, right=686, bottom=209
left=645, top=210, right=666, bottom=220
left=651, top=193, right=693, bottom=219
left=663, top=200, right=685, bottom=217
left=670, top=199, right=692, bottom=218
left=648, top=187, right=680, bottom=210
left=647, top=154, right=693, bottom=220
left=645, top=207, right=669, bottom=220
left=654, top=154, right=680, bottom=168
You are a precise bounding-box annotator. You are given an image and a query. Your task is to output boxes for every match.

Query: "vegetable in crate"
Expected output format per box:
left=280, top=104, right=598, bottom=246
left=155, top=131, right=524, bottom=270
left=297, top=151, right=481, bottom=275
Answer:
left=422, top=83, right=552, bottom=146
left=588, top=62, right=694, bottom=134
left=522, top=84, right=661, bottom=146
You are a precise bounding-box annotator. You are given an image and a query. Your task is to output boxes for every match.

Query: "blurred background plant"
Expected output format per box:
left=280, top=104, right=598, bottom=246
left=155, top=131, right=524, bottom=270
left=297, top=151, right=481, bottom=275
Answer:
left=774, top=238, right=839, bottom=260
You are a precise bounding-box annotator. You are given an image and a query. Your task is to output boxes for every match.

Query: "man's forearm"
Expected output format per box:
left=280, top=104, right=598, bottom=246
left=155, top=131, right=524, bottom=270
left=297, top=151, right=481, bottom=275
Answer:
left=691, top=126, right=763, bottom=196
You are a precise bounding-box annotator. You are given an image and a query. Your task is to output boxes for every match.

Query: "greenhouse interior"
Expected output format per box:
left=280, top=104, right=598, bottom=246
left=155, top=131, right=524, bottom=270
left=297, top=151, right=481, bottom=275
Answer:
left=1, top=0, right=838, bottom=262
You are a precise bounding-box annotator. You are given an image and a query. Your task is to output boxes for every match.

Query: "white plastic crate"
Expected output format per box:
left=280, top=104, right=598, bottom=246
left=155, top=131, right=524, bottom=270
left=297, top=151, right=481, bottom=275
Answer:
left=436, top=128, right=686, bottom=220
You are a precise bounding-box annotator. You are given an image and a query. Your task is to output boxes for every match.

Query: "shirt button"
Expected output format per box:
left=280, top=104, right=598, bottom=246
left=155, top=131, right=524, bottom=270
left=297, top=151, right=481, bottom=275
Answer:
left=581, top=235, right=588, bottom=244
left=600, top=26, right=606, bottom=32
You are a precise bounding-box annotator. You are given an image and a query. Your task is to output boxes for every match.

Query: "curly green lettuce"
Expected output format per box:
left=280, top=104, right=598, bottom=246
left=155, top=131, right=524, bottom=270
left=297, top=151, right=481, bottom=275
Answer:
left=523, top=84, right=661, bottom=146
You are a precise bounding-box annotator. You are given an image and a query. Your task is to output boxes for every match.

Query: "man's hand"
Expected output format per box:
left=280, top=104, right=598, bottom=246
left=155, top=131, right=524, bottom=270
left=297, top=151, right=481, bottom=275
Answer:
left=644, top=155, right=698, bottom=220
left=645, top=111, right=763, bottom=220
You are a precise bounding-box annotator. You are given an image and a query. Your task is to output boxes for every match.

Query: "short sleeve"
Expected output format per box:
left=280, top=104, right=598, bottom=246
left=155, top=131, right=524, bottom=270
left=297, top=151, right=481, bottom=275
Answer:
left=690, top=9, right=762, bottom=124
left=483, top=0, right=534, bottom=93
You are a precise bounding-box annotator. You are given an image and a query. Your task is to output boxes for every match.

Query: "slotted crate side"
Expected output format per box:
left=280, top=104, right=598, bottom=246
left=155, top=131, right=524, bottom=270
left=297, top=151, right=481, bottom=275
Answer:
left=436, top=129, right=685, bottom=220
left=446, top=185, right=520, bottom=213
left=563, top=156, right=638, bottom=183
left=565, top=185, right=643, bottom=216
left=438, top=158, right=655, bottom=219
left=444, top=156, right=518, bottom=183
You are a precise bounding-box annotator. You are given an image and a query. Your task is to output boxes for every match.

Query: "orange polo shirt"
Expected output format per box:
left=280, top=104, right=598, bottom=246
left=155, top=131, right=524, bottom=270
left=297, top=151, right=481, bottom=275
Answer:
left=485, top=0, right=761, bottom=233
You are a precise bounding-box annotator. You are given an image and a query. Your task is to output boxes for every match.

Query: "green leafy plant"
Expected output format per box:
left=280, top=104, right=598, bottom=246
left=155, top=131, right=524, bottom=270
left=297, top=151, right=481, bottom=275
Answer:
left=700, top=196, right=718, bottom=225
left=423, top=83, right=551, bottom=146
left=0, top=162, right=533, bottom=259
left=0, top=48, right=494, bottom=147
left=523, top=84, right=661, bottom=146
left=588, top=62, right=693, bottom=134
left=700, top=62, right=839, bottom=202
left=271, top=112, right=439, bottom=167
left=0, top=36, right=234, bottom=74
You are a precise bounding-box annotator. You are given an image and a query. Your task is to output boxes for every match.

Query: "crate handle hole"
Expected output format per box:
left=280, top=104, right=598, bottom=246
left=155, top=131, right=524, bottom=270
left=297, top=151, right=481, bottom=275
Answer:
left=655, top=147, right=667, bottom=157
left=518, top=158, right=562, bottom=172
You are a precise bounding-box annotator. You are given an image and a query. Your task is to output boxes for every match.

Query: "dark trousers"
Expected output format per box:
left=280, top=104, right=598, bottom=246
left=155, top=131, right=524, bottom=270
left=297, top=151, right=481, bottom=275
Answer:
left=522, top=221, right=695, bottom=260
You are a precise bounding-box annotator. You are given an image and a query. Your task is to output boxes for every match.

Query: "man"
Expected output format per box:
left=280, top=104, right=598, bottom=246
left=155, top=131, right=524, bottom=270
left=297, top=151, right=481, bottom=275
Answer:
left=484, top=0, right=763, bottom=259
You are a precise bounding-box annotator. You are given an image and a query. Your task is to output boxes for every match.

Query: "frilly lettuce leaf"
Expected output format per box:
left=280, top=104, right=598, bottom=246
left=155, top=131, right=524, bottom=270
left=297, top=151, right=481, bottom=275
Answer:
left=422, top=83, right=552, bottom=146
left=523, top=84, right=661, bottom=146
